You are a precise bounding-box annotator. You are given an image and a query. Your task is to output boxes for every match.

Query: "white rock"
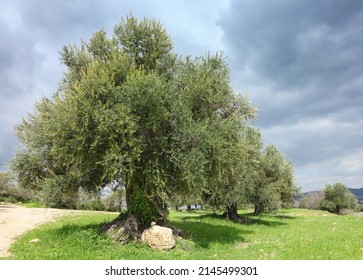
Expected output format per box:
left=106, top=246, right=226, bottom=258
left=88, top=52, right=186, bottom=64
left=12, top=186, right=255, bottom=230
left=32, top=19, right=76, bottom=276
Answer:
left=141, top=225, right=175, bottom=250
left=29, top=238, right=40, bottom=243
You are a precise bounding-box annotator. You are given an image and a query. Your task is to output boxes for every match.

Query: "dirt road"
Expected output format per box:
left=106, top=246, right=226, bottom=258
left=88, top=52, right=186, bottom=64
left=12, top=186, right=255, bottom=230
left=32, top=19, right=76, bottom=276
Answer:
left=0, top=205, right=79, bottom=257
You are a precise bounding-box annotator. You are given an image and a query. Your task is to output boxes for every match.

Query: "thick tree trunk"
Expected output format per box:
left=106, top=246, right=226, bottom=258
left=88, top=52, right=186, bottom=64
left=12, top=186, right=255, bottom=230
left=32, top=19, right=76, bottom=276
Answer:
left=125, top=184, right=168, bottom=230
left=222, top=204, right=246, bottom=224
left=254, top=204, right=264, bottom=215
left=103, top=184, right=169, bottom=244
left=187, top=204, right=192, bottom=212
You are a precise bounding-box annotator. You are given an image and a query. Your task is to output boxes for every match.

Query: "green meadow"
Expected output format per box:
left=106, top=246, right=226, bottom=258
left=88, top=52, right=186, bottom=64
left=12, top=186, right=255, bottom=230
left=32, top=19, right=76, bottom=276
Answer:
left=5, top=208, right=363, bottom=260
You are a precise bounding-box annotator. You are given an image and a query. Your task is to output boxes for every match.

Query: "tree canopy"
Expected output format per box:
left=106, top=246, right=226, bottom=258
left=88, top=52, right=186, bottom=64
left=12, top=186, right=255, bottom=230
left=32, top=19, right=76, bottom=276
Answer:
left=320, top=183, right=358, bottom=214
left=10, top=15, right=262, bottom=228
left=10, top=15, right=298, bottom=234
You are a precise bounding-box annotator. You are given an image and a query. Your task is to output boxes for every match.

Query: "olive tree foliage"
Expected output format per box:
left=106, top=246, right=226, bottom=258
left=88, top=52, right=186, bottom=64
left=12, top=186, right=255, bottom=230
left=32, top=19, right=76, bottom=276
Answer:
left=10, top=15, right=256, bottom=229
left=320, top=183, right=358, bottom=214
left=204, top=126, right=262, bottom=221
left=0, top=171, right=34, bottom=203
left=0, top=172, right=15, bottom=200
left=0, top=172, right=12, bottom=193
left=250, top=145, right=297, bottom=215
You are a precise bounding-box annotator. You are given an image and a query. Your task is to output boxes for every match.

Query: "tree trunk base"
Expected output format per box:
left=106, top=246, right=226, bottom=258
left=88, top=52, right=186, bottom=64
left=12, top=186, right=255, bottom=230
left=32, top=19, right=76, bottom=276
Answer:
left=253, top=205, right=264, bottom=215
left=102, top=213, right=141, bottom=244
left=102, top=212, right=186, bottom=244
left=222, top=207, right=248, bottom=224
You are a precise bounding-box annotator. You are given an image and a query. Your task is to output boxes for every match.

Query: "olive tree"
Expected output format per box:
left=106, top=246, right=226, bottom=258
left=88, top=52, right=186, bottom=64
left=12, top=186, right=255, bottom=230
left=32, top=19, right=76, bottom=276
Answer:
left=320, top=183, right=358, bottom=214
left=11, top=15, right=257, bottom=232
left=250, top=145, right=297, bottom=215
left=204, top=126, right=261, bottom=222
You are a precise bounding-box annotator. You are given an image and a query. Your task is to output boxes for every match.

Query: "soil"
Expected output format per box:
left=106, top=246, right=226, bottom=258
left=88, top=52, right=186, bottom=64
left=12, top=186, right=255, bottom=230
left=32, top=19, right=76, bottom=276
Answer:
left=0, top=204, right=89, bottom=257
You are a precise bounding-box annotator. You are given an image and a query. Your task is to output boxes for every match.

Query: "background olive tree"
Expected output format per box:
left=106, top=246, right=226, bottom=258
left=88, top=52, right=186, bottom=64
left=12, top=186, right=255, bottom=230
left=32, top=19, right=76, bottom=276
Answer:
left=249, top=145, right=297, bottom=215
left=320, top=183, right=358, bottom=214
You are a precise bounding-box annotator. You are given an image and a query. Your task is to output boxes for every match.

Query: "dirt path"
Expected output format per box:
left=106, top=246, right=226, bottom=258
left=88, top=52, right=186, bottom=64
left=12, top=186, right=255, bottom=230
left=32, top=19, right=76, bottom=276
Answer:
left=0, top=205, right=85, bottom=257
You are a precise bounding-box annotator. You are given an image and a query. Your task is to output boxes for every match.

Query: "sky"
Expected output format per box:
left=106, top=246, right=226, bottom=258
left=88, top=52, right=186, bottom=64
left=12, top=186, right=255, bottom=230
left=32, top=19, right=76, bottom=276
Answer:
left=1, top=0, right=363, bottom=192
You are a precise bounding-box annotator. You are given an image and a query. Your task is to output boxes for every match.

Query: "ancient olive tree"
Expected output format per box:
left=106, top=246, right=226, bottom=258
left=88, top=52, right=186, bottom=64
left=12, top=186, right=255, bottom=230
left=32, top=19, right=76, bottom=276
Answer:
left=11, top=15, right=256, bottom=232
left=320, top=183, right=358, bottom=214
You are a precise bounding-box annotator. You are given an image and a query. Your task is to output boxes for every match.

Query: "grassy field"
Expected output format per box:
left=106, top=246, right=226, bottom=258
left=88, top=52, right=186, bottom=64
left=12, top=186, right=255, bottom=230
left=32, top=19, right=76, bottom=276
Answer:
left=5, top=208, right=363, bottom=260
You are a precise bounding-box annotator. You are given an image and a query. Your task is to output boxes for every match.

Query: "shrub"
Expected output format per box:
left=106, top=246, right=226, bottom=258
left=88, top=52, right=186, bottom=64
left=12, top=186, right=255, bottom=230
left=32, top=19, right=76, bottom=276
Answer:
left=0, top=171, right=35, bottom=203
left=299, top=191, right=324, bottom=210
left=320, top=183, right=358, bottom=214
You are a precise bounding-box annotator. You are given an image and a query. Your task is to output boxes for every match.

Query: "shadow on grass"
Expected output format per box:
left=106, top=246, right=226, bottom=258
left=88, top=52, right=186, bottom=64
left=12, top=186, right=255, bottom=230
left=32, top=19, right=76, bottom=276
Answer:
left=52, top=221, right=109, bottom=241
left=171, top=220, right=253, bottom=249
left=180, top=212, right=296, bottom=227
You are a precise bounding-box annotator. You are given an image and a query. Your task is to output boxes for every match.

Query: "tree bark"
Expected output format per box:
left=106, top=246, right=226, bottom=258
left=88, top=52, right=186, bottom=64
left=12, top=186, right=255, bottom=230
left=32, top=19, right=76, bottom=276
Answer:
left=125, top=183, right=168, bottom=231
left=254, top=204, right=264, bottom=215
left=222, top=204, right=246, bottom=224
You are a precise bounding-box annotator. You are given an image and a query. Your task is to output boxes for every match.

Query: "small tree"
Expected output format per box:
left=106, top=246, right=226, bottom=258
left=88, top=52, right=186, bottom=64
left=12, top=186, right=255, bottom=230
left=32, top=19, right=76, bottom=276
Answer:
left=250, top=145, right=297, bottom=215
left=0, top=172, right=13, bottom=200
left=0, top=171, right=34, bottom=203
left=320, top=183, right=358, bottom=214
left=299, top=191, right=324, bottom=210
left=204, top=126, right=262, bottom=222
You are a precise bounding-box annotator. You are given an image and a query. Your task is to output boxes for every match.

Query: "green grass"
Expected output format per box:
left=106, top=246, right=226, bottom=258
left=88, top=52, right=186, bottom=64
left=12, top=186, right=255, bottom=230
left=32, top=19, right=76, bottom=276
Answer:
left=22, top=201, right=44, bottom=208
left=5, top=209, right=363, bottom=260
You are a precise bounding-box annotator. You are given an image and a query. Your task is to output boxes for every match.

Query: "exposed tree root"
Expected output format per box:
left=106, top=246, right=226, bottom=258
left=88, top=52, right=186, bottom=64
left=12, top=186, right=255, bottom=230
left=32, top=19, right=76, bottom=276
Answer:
left=102, top=212, right=186, bottom=244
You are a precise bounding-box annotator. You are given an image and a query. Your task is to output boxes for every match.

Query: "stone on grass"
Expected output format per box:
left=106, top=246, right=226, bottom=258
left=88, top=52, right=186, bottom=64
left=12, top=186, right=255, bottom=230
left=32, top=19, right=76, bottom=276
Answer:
left=141, top=222, right=175, bottom=250
left=29, top=238, right=40, bottom=243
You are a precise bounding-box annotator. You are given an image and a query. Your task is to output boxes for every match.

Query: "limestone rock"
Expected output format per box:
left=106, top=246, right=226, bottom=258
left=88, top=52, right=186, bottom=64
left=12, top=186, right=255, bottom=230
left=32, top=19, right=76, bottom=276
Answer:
left=29, top=238, right=40, bottom=243
left=141, top=223, right=175, bottom=250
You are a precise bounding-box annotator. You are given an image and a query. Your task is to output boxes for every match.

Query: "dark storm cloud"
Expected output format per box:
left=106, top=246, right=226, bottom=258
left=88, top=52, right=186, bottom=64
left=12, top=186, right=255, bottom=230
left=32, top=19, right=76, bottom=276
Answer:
left=220, top=0, right=363, bottom=123
left=219, top=0, right=363, bottom=189
left=2, top=0, right=360, bottom=191
left=220, top=0, right=363, bottom=86
left=19, top=0, right=115, bottom=43
left=0, top=14, right=44, bottom=99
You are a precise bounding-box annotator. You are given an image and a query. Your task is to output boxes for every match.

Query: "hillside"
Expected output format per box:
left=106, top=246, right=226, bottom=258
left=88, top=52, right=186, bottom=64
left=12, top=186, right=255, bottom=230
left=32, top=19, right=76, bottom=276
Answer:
left=302, top=188, right=363, bottom=205
left=348, top=188, right=363, bottom=200
left=304, top=188, right=363, bottom=200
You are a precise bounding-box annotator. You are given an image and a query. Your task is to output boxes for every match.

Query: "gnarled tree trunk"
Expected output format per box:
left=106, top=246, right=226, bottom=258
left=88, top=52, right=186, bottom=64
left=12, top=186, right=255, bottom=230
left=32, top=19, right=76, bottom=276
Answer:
left=222, top=204, right=246, bottom=224
left=103, top=182, right=168, bottom=243
left=254, top=204, right=264, bottom=215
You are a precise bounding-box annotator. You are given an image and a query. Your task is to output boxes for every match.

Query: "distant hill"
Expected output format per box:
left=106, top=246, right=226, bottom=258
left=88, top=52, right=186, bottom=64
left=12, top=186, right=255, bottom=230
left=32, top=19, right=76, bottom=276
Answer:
left=302, top=188, right=363, bottom=204
left=348, top=188, right=363, bottom=200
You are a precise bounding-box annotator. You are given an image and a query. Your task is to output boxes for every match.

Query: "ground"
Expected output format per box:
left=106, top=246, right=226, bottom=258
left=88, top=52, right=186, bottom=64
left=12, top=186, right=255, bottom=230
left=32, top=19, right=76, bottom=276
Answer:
left=0, top=204, right=98, bottom=257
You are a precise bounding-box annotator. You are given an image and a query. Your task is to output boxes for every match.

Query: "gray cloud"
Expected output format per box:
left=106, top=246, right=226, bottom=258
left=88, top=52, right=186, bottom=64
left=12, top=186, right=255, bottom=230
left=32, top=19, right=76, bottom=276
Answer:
left=221, top=0, right=363, bottom=87
left=2, top=0, right=361, bottom=191
left=219, top=0, right=363, bottom=190
left=0, top=0, right=227, bottom=170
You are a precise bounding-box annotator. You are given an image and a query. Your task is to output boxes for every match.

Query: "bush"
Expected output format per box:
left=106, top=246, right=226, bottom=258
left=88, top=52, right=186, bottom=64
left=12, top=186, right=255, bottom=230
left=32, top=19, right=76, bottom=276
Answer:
left=299, top=191, right=324, bottom=210
left=102, top=188, right=125, bottom=212
left=37, top=176, right=78, bottom=209
left=0, top=171, right=35, bottom=203
left=320, top=183, right=358, bottom=214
